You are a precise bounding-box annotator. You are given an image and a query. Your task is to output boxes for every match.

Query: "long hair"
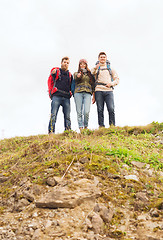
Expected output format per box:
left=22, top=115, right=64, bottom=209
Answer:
left=78, top=62, right=94, bottom=84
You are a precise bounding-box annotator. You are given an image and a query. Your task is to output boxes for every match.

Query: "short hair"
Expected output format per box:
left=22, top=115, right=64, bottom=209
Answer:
left=98, top=52, right=107, bottom=58
left=61, top=56, right=70, bottom=63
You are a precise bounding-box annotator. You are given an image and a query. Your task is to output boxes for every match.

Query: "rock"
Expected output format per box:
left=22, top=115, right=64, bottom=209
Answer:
left=53, top=176, right=62, bottom=184
left=32, top=212, right=38, bottom=217
left=131, top=161, right=146, bottom=168
left=83, top=218, right=92, bottom=231
left=136, top=192, right=149, bottom=202
left=150, top=208, right=159, bottom=217
left=87, top=231, right=95, bottom=240
left=100, top=206, right=114, bottom=223
left=71, top=231, right=88, bottom=240
left=133, top=200, right=148, bottom=211
left=109, top=230, right=125, bottom=239
left=32, top=185, right=42, bottom=195
left=17, top=236, right=26, bottom=240
left=28, top=221, right=38, bottom=230
left=44, top=219, right=52, bottom=228
left=79, top=157, right=89, bottom=164
left=91, top=213, right=103, bottom=234
left=14, top=198, right=30, bottom=211
left=94, top=203, right=101, bottom=212
left=32, top=229, right=43, bottom=240
left=143, top=169, right=154, bottom=177
left=158, top=171, right=163, bottom=178
left=107, top=172, right=120, bottom=179
left=35, top=178, right=101, bottom=209
left=93, top=176, right=99, bottom=186
left=46, top=177, right=57, bottom=187
left=146, top=237, right=161, bottom=240
left=48, top=230, right=66, bottom=238
left=125, top=175, right=139, bottom=181
left=137, top=213, right=150, bottom=221
left=94, top=203, right=114, bottom=223
left=122, top=164, right=130, bottom=169
left=23, top=191, right=35, bottom=202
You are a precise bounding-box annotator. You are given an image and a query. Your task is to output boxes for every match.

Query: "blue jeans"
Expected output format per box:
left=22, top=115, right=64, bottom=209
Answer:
left=95, top=91, right=115, bottom=127
left=48, top=95, right=71, bottom=133
left=74, top=92, right=91, bottom=128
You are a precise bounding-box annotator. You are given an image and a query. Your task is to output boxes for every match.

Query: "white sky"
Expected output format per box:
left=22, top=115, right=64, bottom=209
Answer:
left=0, top=0, right=163, bottom=139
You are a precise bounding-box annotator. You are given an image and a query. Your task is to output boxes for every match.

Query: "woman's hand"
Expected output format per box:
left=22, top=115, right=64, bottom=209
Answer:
left=92, top=93, right=96, bottom=104
left=77, top=72, right=82, bottom=78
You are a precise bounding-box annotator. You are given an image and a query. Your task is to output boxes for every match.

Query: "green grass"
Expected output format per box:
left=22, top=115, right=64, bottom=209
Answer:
left=0, top=122, right=162, bottom=201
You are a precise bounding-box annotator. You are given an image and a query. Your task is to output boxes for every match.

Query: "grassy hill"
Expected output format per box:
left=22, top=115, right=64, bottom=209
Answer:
left=0, top=122, right=163, bottom=239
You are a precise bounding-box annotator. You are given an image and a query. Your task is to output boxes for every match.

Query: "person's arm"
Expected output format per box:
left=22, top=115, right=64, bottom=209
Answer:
left=71, top=75, right=75, bottom=96
left=92, top=92, right=95, bottom=104
left=111, top=69, right=119, bottom=86
left=90, top=73, right=95, bottom=92
left=74, top=71, right=82, bottom=80
left=91, top=66, right=98, bottom=75
left=48, top=69, right=56, bottom=98
left=106, top=69, right=119, bottom=88
left=51, top=68, right=57, bottom=76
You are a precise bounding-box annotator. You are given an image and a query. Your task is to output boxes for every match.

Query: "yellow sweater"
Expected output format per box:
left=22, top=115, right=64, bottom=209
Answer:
left=91, top=64, right=119, bottom=92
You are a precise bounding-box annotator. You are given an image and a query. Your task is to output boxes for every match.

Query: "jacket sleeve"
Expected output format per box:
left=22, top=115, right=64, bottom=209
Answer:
left=74, top=72, right=82, bottom=81
left=48, top=74, right=54, bottom=98
left=47, top=69, right=57, bottom=98
left=71, top=75, right=75, bottom=96
left=91, top=73, right=95, bottom=92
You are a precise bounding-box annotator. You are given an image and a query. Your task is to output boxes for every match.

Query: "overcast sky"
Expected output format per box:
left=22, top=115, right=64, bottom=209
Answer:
left=0, top=0, right=163, bottom=139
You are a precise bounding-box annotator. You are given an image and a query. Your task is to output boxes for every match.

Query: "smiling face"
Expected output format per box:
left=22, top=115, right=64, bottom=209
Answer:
left=80, top=62, right=87, bottom=69
left=98, top=54, right=107, bottom=65
left=61, top=58, right=70, bottom=71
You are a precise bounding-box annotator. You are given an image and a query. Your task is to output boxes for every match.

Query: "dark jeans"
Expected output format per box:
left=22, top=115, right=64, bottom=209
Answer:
left=95, top=91, right=115, bottom=127
left=48, top=95, right=71, bottom=133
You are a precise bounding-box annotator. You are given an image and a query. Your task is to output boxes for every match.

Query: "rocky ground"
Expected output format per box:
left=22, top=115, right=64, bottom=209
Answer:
left=0, top=125, right=163, bottom=239
left=0, top=160, right=163, bottom=240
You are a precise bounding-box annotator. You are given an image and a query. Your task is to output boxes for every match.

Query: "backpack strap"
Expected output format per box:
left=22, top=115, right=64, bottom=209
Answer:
left=106, top=61, right=113, bottom=82
left=52, top=68, right=60, bottom=90
left=52, top=69, right=72, bottom=97
left=53, top=69, right=72, bottom=85
left=68, top=71, right=72, bottom=97
left=96, top=61, right=100, bottom=81
left=96, top=60, right=113, bottom=81
left=69, top=72, right=72, bottom=83
left=95, top=60, right=114, bottom=89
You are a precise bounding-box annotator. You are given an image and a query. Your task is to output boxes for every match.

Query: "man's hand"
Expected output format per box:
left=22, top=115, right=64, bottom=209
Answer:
left=52, top=68, right=56, bottom=74
left=106, top=82, right=113, bottom=88
left=95, top=63, right=100, bottom=69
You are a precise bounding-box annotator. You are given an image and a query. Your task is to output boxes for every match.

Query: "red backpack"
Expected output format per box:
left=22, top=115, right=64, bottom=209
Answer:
left=48, top=67, right=72, bottom=99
